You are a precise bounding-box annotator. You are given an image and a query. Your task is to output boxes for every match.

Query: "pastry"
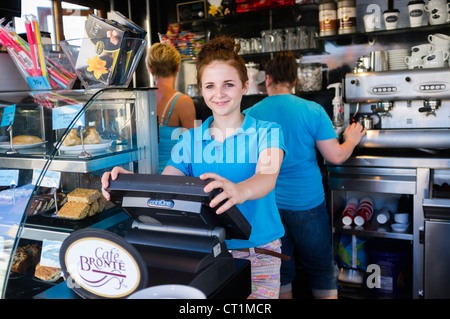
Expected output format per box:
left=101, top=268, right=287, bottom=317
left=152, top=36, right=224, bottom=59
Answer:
left=97, top=195, right=107, bottom=212
left=28, top=193, right=67, bottom=215
left=23, top=243, right=41, bottom=266
left=28, top=197, right=47, bottom=215
left=56, top=201, right=90, bottom=219
left=10, top=244, right=41, bottom=275
left=34, top=262, right=61, bottom=282
left=88, top=198, right=99, bottom=216
left=62, top=129, right=81, bottom=146
left=12, top=135, right=43, bottom=145
left=67, top=188, right=101, bottom=204
left=83, top=128, right=102, bottom=144
left=10, top=248, right=31, bottom=275
left=104, top=200, right=116, bottom=210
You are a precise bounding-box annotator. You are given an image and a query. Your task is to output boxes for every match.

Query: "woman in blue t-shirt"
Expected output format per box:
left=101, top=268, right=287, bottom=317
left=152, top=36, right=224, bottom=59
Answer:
left=244, top=51, right=366, bottom=299
left=102, top=36, right=287, bottom=299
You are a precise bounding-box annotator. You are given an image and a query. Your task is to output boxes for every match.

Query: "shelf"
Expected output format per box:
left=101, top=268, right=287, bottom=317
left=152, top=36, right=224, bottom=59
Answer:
left=0, top=149, right=138, bottom=173
left=184, top=3, right=319, bottom=25
left=319, top=23, right=450, bottom=45
left=241, top=47, right=324, bottom=59
left=334, top=218, right=413, bottom=241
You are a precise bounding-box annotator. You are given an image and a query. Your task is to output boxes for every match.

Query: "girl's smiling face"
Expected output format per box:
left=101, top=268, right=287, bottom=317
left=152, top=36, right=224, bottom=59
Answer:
left=200, top=61, right=248, bottom=118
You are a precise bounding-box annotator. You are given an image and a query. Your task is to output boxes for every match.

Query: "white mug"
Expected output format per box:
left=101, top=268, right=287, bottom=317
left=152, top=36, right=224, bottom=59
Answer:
left=383, top=10, right=400, bottom=30
left=363, top=14, right=379, bottom=32
left=422, top=50, right=450, bottom=68
left=405, top=55, right=424, bottom=69
left=428, top=33, right=450, bottom=50
left=424, top=0, right=449, bottom=24
left=411, top=43, right=435, bottom=56
left=408, top=1, right=425, bottom=27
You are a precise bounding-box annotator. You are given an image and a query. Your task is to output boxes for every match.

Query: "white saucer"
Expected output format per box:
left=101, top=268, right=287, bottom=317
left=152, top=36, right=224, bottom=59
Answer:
left=128, top=285, right=206, bottom=299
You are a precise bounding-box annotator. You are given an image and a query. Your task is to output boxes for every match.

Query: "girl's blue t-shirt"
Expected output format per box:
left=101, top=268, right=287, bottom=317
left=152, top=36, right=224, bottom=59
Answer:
left=166, top=115, right=287, bottom=249
left=244, top=94, right=337, bottom=210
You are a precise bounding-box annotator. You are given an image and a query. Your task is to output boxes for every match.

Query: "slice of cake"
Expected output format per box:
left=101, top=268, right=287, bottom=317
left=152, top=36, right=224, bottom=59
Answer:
left=87, top=199, right=99, bottom=216
left=34, top=262, right=61, bottom=282
left=56, top=201, right=90, bottom=219
left=67, top=188, right=101, bottom=204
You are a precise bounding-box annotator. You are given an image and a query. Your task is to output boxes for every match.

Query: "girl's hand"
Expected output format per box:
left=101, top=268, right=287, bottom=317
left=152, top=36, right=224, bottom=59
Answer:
left=343, top=122, right=366, bottom=147
left=200, top=173, right=250, bottom=215
left=101, top=166, right=133, bottom=200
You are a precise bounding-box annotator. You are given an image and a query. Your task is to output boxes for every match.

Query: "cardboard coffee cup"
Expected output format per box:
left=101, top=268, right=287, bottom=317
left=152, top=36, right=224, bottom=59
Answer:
left=408, top=0, right=425, bottom=27
left=383, top=9, right=399, bottom=30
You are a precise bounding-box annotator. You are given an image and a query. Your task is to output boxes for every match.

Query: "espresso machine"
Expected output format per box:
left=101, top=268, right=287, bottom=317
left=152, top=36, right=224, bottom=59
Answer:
left=343, top=67, right=450, bottom=149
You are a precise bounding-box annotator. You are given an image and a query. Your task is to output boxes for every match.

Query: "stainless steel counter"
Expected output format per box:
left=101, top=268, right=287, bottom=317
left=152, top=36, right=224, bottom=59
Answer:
left=327, top=151, right=450, bottom=170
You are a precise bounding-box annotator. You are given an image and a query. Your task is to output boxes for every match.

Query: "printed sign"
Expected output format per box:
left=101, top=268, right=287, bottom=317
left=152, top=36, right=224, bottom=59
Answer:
left=26, top=76, right=52, bottom=90
left=32, top=168, right=61, bottom=188
left=60, top=229, right=148, bottom=299
left=52, top=104, right=85, bottom=130
left=0, top=105, right=16, bottom=127
left=40, top=239, right=63, bottom=268
left=0, top=170, right=19, bottom=187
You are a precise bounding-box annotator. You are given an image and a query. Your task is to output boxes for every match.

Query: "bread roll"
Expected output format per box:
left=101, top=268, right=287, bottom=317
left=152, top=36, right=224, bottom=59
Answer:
left=83, top=128, right=102, bottom=144
left=12, top=135, right=43, bottom=145
left=62, top=129, right=81, bottom=146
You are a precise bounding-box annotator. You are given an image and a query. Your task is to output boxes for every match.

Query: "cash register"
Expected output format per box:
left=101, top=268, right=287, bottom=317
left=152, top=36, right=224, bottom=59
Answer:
left=58, top=174, right=252, bottom=299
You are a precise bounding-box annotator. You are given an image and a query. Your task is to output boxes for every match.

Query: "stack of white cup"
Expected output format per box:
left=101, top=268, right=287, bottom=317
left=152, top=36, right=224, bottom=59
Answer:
left=376, top=198, right=398, bottom=224
left=424, top=0, right=450, bottom=25
left=404, top=33, right=450, bottom=69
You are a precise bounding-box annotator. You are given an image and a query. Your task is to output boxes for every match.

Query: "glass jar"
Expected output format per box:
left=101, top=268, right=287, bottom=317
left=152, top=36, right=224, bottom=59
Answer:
left=297, top=63, right=323, bottom=92
left=246, top=62, right=260, bottom=95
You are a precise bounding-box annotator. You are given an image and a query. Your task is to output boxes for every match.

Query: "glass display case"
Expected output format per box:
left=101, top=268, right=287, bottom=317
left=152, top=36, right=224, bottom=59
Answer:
left=0, top=87, right=158, bottom=298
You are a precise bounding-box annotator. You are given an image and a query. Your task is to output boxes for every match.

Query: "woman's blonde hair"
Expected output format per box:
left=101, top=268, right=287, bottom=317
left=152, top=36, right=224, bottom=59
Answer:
left=146, top=42, right=181, bottom=78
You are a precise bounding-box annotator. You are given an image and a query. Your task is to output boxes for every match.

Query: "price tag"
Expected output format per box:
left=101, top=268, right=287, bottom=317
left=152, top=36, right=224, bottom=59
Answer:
left=0, top=236, right=4, bottom=260
left=40, top=239, right=63, bottom=268
left=0, top=170, right=19, bottom=186
left=52, top=104, right=85, bottom=130
left=32, top=168, right=61, bottom=188
left=26, top=76, right=52, bottom=90
left=0, top=105, right=16, bottom=127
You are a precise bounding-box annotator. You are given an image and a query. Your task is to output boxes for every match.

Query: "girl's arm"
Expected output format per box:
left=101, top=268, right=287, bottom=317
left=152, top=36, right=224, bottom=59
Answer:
left=200, top=147, right=284, bottom=214
left=316, top=122, right=366, bottom=164
left=162, top=165, right=187, bottom=176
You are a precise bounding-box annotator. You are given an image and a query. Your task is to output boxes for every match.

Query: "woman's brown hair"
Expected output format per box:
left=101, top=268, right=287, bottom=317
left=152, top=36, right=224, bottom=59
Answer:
left=196, top=36, right=248, bottom=87
left=265, top=51, right=297, bottom=85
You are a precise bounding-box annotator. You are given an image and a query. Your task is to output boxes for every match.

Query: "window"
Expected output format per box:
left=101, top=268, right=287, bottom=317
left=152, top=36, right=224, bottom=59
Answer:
left=14, top=0, right=106, bottom=44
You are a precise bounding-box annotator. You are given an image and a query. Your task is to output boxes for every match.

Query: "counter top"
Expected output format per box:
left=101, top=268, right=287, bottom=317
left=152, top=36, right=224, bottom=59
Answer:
left=327, top=148, right=450, bottom=169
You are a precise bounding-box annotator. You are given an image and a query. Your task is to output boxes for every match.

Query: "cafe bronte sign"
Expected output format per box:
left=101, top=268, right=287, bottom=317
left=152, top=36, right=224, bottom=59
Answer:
left=60, top=229, right=148, bottom=299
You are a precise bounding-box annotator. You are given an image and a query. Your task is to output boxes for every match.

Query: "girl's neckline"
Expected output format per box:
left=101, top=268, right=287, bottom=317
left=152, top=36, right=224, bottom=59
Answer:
left=209, top=114, right=245, bottom=143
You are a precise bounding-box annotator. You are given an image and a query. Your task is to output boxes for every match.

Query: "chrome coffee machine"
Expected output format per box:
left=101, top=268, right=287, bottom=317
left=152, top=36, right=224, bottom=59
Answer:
left=343, top=67, right=450, bottom=149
